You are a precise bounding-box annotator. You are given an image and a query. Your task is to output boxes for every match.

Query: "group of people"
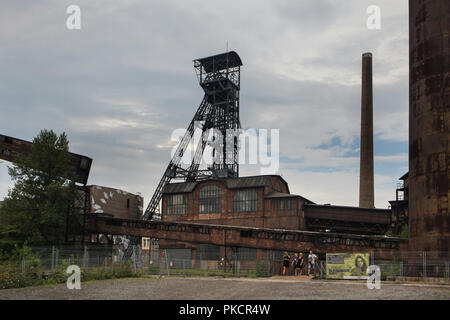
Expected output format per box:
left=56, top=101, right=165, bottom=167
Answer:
left=282, top=250, right=318, bottom=276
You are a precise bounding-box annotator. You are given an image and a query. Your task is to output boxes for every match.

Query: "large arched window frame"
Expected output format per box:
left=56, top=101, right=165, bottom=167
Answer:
left=199, top=185, right=222, bottom=214
left=167, top=194, right=187, bottom=215
left=233, top=189, right=258, bottom=212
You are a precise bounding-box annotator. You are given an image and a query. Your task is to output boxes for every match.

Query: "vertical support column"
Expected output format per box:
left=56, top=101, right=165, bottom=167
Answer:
left=359, top=52, right=375, bottom=208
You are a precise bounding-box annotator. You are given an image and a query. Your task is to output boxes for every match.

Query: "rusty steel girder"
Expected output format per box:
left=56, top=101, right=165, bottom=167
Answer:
left=86, top=215, right=408, bottom=255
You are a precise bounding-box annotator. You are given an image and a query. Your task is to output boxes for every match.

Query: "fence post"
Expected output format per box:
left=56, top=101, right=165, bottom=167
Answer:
left=423, top=251, right=427, bottom=280
left=22, top=256, right=26, bottom=278
left=165, top=249, right=170, bottom=276
left=138, top=245, right=142, bottom=270
left=371, top=251, right=374, bottom=266
left=55, top=248, right=59, bottom=267
left=111, top=256, right=114, bottom=273
left=132, top=245, right=137, bottom=274
left=183, top=259, right=186, bottom=277
left=83, top=245, right=89, bottom=269
left=399, top=261, right=403, bottom=281
left=105, top=257, right=107, bottom=273
left=237, top=260, right=240, bottom=277
left=51, top=246, right=55, bottom=272
left=445, top=261, right=449, bottom=283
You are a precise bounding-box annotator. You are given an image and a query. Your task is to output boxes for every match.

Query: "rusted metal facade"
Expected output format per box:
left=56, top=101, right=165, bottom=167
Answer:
left=304, top=204, right=391, bottom=235
left=161, top=175, right=311, bottom=230
left=90, top=175, right=392, bottom=257
left=409, top=0, right=450, bottom=252
left=87, top=215, right=408, bottom=256
left=160, top=175, right=391, bottom=235
left=359, top=53, right=375, bottom=208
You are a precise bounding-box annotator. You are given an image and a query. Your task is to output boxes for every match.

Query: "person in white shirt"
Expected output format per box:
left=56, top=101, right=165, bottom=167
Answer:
left=308, top=250, right=318, bottom=276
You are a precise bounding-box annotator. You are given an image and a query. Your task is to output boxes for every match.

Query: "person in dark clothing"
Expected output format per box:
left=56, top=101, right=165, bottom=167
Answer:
left=282, top=252, right=291, bottom=276
left=295, top=252, right=305, bottom=276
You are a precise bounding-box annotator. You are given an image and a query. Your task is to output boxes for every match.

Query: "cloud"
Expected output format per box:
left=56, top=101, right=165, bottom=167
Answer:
left=0, top=0, right=409, bottom=209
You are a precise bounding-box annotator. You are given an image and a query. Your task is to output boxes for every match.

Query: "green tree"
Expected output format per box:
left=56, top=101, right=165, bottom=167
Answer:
left=0, top=130, right=77, bottom=251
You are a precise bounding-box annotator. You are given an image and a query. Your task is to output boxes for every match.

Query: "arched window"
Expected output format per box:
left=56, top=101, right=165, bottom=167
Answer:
left=233, top=189, right=258, bottom=212
left=167, top=194, right=187, bottom=215
left=199, top=185, right=222, bottom=214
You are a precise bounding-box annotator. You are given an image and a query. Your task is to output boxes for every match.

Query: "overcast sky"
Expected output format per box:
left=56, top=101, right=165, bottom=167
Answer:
left=0, top=0, right=409, bottom=208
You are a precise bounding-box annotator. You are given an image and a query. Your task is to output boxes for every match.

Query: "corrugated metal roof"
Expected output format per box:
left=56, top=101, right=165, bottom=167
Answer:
left=264, top=191, right=297, bottom=198
left=161, top=175, right=290, bottom=194
left=264, top=191, right=315, bottom=204
left=225, top=175, right=273, bottom=189
left=194, top=51, right=243, bottom=73
left=161, top=182, right=197, bottom=194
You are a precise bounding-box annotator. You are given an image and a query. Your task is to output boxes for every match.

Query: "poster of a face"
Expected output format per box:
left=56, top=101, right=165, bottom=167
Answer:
left=326, top=253, right=370, bottom=279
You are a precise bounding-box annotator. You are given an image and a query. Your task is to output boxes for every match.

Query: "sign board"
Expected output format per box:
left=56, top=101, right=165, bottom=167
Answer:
left=326, top=253, right=370, bottom=280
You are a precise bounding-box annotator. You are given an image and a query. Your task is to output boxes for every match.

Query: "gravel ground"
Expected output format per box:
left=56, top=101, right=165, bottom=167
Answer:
left=0, top=276, right=449, bottom=300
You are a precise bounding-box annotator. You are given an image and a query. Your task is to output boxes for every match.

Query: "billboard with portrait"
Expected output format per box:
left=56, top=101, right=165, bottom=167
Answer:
left=326, top=253, right=370, bottom=279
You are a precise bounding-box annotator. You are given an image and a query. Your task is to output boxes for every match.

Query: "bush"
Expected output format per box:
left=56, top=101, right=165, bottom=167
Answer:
left=0, top=247, right=141, bottom=290
left=0, top=244, right=43, bottom=289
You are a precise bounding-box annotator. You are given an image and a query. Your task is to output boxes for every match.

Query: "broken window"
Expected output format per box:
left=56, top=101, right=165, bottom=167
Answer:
left=167, top=194, right=187, bottom=215
left=199, top=185, right=222, bottom=214
left=233, top=189, right=258, bottom=212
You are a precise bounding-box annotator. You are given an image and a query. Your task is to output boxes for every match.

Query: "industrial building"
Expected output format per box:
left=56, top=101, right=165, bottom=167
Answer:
left=88, top=185, right=143, bottom=220
left=1, top=0, right=448, bottom=266
left=160, top=175, right=391, bottom=234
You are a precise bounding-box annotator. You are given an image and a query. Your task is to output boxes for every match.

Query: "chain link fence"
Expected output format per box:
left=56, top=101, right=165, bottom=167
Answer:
left=1, top=245, right=449, bottom=289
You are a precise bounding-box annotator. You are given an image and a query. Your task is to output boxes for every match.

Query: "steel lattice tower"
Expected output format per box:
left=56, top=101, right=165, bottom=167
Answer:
left=124, top=51, right=242, bottom=257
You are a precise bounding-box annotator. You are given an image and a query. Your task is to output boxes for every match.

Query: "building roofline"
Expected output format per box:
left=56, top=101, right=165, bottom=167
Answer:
left=162, top=175, right=291, bottom=194
left=304, top=203, right=390, bottom=212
